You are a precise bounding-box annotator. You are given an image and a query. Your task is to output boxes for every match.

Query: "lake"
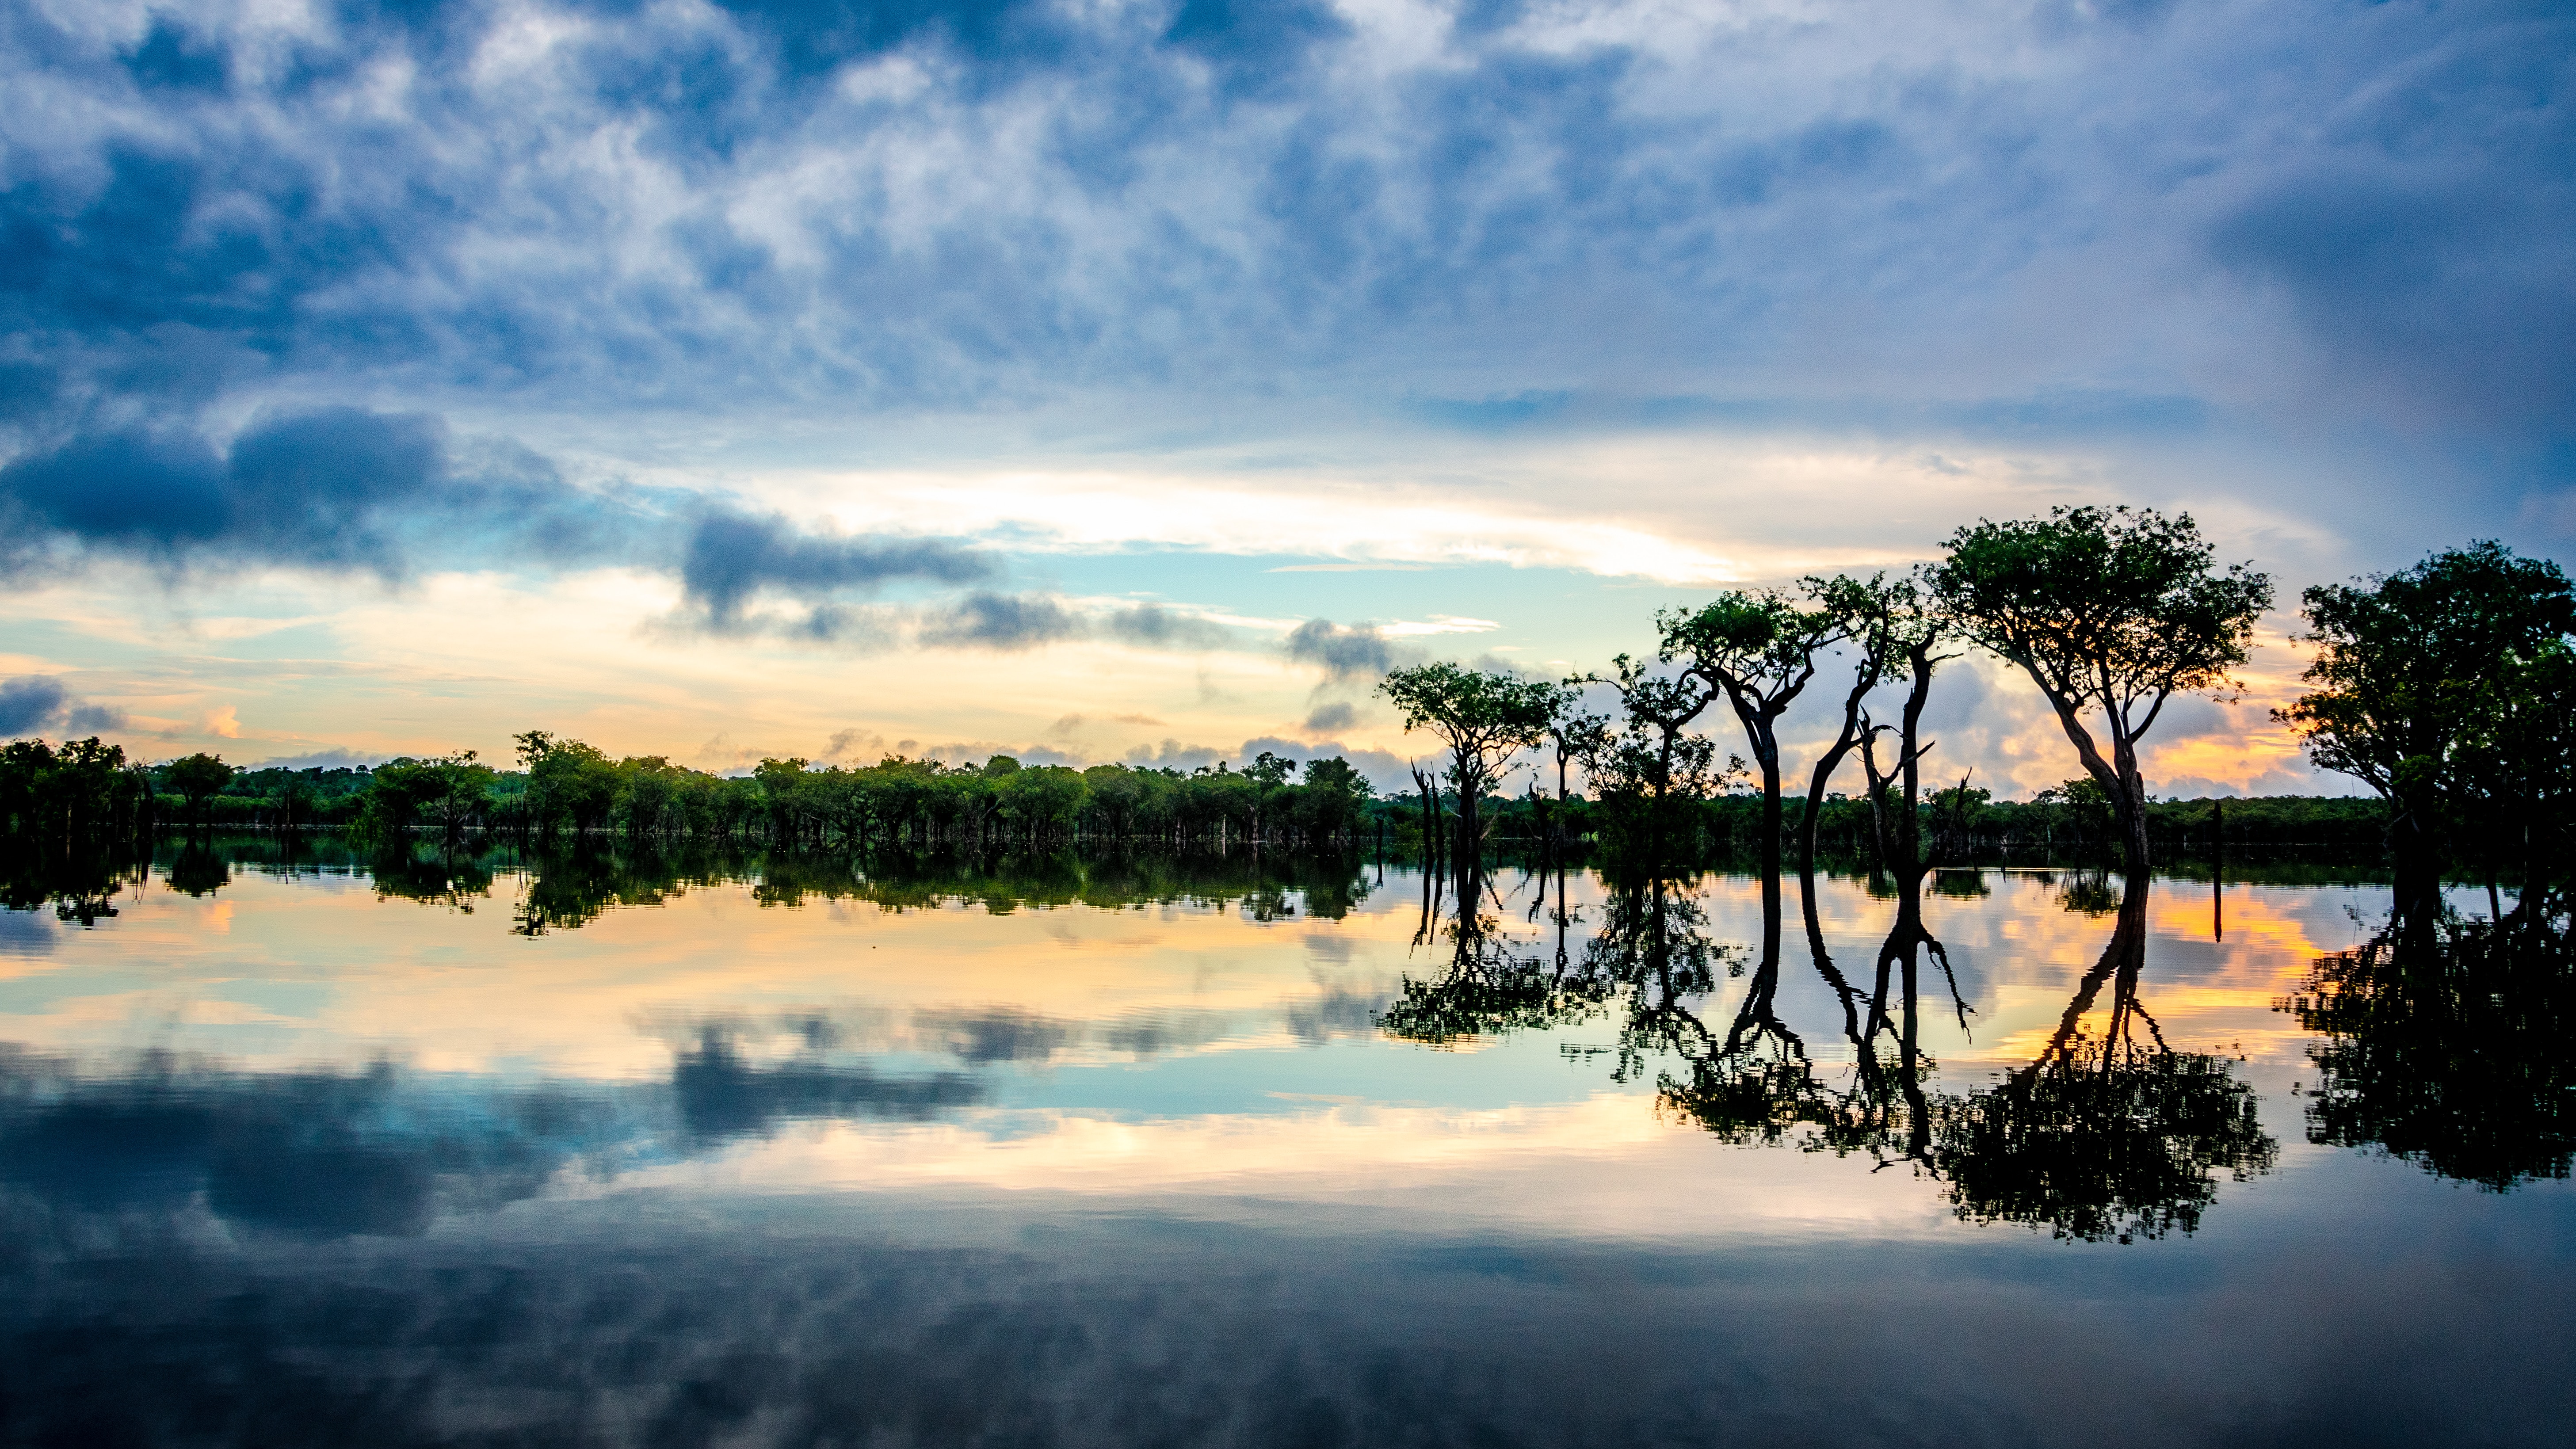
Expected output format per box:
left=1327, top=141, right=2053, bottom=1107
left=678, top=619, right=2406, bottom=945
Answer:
left=1, top=839, right=2568, bottom=1447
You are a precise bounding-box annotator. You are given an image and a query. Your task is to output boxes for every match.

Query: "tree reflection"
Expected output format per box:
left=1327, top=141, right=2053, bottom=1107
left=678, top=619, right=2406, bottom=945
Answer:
left=2282, top=909, right=2576, bottom=1190
left=0, top=841, right=144, bottom=924
left=1376, top=861, right=1609, bottom=1045
left=1384, top=860, right=2283, bottom=1243
left=1933, top=877, right=2275, bottom=1243
left=367, top=839, right=496, bottom=912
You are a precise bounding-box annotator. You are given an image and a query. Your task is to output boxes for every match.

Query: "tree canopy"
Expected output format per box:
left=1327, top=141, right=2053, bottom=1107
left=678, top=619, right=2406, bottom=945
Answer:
left=1931, top=505, right=2270, bottom=868
left=2278, top=540, right=2574, bottom=901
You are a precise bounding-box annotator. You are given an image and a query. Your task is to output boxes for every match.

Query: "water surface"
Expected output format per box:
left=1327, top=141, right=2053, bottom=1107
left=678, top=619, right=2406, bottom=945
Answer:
left=1, top=842, right=2567, bottom=1447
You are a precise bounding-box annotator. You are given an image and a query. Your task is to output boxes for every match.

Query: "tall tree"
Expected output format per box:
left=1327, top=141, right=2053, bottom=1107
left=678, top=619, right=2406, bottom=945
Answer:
left=164, top=752, right=236, bottom=831
left=1378, top=663, right=1559, bottom=865
left=1656, top=590, right=1841, bottom=881
left=1795, top=572, right=1952, bottom=876
left=1931, top=506, right=2270, bottom=873
left=2276, top=540, right=2574, bottom=911
left=1583, top=654, right=1731, bottom=858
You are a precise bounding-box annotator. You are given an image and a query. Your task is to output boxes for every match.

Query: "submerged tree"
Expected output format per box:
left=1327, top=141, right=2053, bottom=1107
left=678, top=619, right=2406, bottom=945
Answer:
left=2278, top=540, right=2576, bottom=915
left=1931, top=506, right=2270, bottom=873
left=1655, top=589, right=1839, bottom=983
left=1655, top=590, right=1841, bottom=881
left=1582, top=655, right=1735, bottom=858
left=1377, top=850, right=1607, bottom=1047
left=1378, top=663, right=1560, bottom=864
left=164, top=752, right=236, bottom=831
left=1795, top=572, right=1941, bottom=877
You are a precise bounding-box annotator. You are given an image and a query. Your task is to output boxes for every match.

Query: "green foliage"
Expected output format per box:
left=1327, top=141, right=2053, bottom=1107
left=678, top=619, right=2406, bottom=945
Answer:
left=2281, top=540, right=2575, bottom=892
left=1931, top=505, right=2271, bottom=864
left=0, top=737, right=142, bottom=842
left=358, top=752, right=495, bottom=839
left=1378, top=663, right=1560, bottom=792
left=1579, top=654, right=1736, bottom=856
left=163, top=753, right=236, bottom=823
left=2033, top=776, right=2115, bottom=851
left=1656, top=590, right=1840, bottom=702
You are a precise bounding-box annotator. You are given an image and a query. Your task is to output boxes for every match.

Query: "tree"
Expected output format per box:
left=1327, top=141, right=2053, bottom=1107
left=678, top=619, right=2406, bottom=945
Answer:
left=519, top=733, right=619, bottom=838
left=164, top=752, right=236, bottom=830
left=1656, top=589, right=1842, bottom=881
left=422, top=751, right=496, bottom=838
left=1583, top=654, right=1733, bottom=857
left=1378, top=663, right=1559, bottom=862
left=1933, top=873, right=2276, bottom=1242
left=1931, top=506, right=2271, bottom=872
left=1798, top=571, right=1952, bottom=876
left=2278, top=540, right=2575, bottom=909
left=2033, top=776, right=2117, bottom=854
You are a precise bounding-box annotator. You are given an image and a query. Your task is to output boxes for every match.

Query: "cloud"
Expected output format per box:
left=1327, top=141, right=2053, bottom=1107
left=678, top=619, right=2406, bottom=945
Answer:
left=0, top=676, right=71, bottom=735
left=1104, top=602, right=1232, bottom=650
left=1301, top=701, right=1356, bottom=735
left=1123, top=738, right=1225, bottom=772
left=0, top=408, right=644, bottom=580
left=680, top=508, right=993, bottom=629
left=822, top=727, right=884, bottom=761
left=916, top=591, right=1082, bottom=650
left=2, top=0, right=2559, bottom=469
left=0, top=674, right=124, bottom=737
left=1285, top=619, right=1414, bottom=680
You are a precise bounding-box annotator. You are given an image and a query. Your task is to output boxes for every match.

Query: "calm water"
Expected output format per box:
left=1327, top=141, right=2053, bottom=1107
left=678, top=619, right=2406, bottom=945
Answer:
left=1, top=840, right=2568, bottom=1448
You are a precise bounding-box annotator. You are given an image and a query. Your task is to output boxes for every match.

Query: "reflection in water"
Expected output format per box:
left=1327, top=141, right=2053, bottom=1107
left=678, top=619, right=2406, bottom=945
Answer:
left=672, top=1031, right=983, bottom=1143
left=1942, top=878, right=2275, bottom=1242
left=1383, top=866, right=2279, bottom=1241
left=2284, top=911, right=2576, bottom=1190
left=0, top=845, right=2570, bottom=1445
left=0, top=1035, right=985, bottom=1241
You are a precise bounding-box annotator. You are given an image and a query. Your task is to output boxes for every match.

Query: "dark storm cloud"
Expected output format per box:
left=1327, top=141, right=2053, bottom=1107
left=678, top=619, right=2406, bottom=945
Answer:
left=672, top=1032, right=983, bottom=1142
left=0, top=676, right=70, bottom=735
left=0, top=1041, right=986, bottom=1239
left=679, top=509, right=994, bottom=629
left=1301, top=701, right=1357, bottom=735
left=2211, top=160, right=2576, bottom=430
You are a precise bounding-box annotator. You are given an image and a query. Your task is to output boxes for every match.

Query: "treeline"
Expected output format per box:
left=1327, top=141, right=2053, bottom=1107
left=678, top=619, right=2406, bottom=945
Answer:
left=0, top=733, right=1385, bottom=851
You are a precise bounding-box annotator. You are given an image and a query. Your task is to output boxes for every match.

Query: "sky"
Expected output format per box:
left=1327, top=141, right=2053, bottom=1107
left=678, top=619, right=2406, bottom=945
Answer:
left=0, top=0, right=2570, bottom=797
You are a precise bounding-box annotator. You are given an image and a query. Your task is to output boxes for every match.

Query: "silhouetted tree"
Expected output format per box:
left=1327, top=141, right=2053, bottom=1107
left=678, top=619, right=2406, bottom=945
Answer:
left=1379, top=663, right=1558, bottom=866
left=1796, top=572, right=1936, bottom=876
left=164, top=752, right=235, bottom=831
left=2283, top=912, right=2576, bottom=1190
left=1655, top=589, right=1841, bottom=881
left=1931, top=506, right=2270, bottom=873
left=2278, top=540, right=2575, bottom=915
left=1582, top=654, right=1736, bottom=858
left=1933, top=878, right=2276, bottom=1241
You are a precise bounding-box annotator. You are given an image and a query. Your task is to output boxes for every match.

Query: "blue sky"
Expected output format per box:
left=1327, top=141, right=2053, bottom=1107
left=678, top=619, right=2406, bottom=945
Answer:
left=1, top=0, right=2569, bottom=794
